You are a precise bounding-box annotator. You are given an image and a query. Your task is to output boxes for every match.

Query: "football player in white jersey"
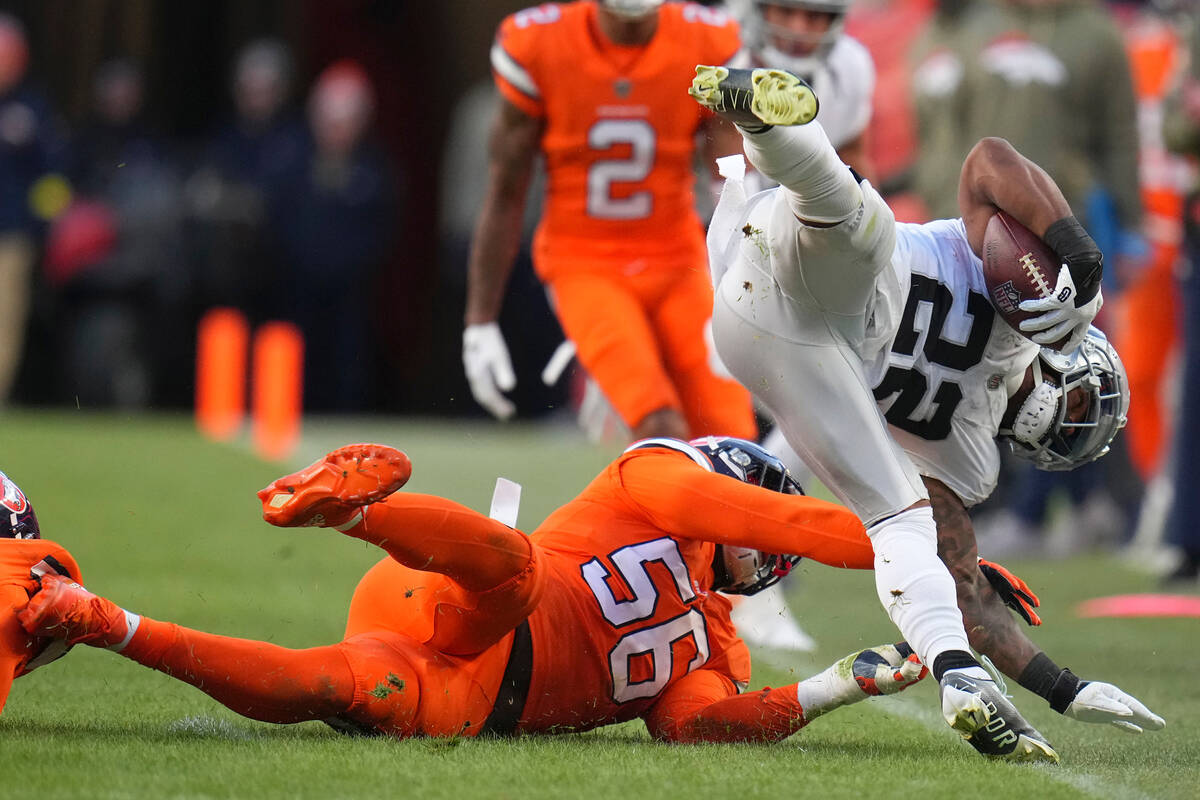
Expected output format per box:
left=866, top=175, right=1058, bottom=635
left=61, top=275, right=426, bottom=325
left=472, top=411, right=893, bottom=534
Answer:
left=728, top=0, right=873, bottom=175
left=689, top=65, right=1163, bottom=761
left=721, top=0, right=875, bottom=651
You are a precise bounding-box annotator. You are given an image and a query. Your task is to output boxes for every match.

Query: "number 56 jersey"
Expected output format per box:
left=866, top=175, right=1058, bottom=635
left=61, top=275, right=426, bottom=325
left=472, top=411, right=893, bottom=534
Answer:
left=866, top=218, right=1040, bottom=506
left=491, top=2, right=740, bottom=281
left=516, top=444, right=872, bottom=734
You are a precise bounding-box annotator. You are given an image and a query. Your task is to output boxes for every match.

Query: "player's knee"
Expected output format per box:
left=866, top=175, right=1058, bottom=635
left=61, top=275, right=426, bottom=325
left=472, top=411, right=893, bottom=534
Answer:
left=337, top=634, right=423, bottom=738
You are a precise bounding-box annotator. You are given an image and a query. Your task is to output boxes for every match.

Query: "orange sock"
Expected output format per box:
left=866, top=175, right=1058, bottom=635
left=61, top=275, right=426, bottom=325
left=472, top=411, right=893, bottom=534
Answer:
left=666, top=686, right=807, bottom=744
left=120, top=617, right=356, bottom=724
left=352, top=493, right=533, bottom=592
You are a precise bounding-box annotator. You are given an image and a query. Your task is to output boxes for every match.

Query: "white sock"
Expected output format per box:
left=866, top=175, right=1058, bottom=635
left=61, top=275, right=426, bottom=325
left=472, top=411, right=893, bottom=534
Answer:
left=793, top=658, right=861, bottom=722
left=868, top=506, right=971, bottom=668
left=739, top=124, right=862, bottom=224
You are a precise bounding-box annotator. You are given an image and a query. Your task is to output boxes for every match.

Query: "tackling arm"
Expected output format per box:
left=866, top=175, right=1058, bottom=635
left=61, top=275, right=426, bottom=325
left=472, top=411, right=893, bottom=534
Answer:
left=617, top=449, right=874, bottom=569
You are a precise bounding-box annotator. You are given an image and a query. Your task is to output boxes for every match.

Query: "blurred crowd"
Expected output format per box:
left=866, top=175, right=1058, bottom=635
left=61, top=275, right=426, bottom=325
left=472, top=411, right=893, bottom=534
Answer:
left=1, top=2, right=1198, bottom=575
left=1, top=16, right=395, bottom=413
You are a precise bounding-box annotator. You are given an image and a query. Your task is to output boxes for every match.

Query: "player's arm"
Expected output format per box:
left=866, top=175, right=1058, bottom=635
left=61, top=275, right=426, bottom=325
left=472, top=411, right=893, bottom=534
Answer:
left=644, top=645, right=924, bottom=743
left=957, top=136, right=1104, bottom=349
left=927, top=477, right=1164, bottom=734
left=461, top=97, right=543, bottom=419
left=617, top=450, right=874, bottom=569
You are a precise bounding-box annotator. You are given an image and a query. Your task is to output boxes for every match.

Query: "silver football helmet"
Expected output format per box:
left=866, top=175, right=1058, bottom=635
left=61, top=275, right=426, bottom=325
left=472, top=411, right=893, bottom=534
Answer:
left=599, top=0, right=665, bottom=19
left=733, top=0, right=850, bottom=78
left=1002, top=326, right=1129, bottom=471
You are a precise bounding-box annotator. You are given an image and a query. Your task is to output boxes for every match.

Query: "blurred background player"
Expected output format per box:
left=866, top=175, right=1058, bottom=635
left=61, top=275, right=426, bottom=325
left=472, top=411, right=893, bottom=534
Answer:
left=0, top=13, right=69, bottom=407
left=462, top=0, right=756, bottom=442
left=18, top=440, right=930, bottom=742
left=729, top=0, right=875, bottom=177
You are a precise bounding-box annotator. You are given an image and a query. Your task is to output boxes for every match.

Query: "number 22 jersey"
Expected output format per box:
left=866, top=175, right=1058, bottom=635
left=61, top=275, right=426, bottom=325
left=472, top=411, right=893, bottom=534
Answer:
left=867, top=218, right=1040, bottom=506
left=490, top=2, right=741, bottom=281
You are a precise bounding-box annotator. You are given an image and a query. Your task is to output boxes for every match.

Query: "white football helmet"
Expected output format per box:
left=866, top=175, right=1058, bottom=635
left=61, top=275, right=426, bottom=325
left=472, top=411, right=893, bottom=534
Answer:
left=599, top=0, right=665, bottom=19
left=733, top=0, right=850, bottom=78
left=1002, top=326, right=1129, bottom=471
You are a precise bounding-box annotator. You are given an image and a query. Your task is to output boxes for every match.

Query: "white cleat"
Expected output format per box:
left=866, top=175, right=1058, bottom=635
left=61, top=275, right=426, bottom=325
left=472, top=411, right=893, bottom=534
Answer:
left=941, top=670, right=1059, bottom=763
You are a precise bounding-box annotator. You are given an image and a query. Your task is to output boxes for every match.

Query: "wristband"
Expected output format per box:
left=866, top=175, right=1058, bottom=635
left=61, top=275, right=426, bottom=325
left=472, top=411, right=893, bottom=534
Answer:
left=1043, top=216, right=1103, bottom=305
left=1017, top=652, right=1083, bottom=713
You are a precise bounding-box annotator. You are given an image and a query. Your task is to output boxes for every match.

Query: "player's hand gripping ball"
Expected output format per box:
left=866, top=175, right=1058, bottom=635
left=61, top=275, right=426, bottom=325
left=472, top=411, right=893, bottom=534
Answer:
left=982, top=211, right=1072, bottom=349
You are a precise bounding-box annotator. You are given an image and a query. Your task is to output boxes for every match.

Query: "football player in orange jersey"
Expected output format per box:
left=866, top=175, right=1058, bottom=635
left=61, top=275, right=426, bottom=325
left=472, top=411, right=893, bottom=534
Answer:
left=463, top=0, right=757, bottom=443
left=18, top=440, right=930, bottom=741
left=1, top=470, right=83, bottom=715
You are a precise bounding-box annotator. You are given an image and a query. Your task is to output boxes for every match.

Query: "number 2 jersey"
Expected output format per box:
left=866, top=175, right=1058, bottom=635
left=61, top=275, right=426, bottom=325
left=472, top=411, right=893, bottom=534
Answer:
left=865, top=218, right=1039, bottom=505
left=516, top=441, right=872, bottom=734
left=490, top=1, right=740, bottom=281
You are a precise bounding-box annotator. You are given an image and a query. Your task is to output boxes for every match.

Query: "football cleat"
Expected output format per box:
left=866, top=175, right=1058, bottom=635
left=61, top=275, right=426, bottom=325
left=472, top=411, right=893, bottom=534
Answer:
left=258, top=444, right=412, bottom=528
left=688, top=65, right=818, bottom=130
left=18, top=574, right=133, bottom=649
left=941, top=670, right=1059, bottom=763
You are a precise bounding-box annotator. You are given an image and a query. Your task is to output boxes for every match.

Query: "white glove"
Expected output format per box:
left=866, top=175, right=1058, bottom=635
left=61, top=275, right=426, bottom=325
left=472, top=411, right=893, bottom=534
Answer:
left=1018, top=265, right=1103, bottom=352
left=462, top=323, right=517, bottom=420
left=1064, top=681, right=1165, bottom=734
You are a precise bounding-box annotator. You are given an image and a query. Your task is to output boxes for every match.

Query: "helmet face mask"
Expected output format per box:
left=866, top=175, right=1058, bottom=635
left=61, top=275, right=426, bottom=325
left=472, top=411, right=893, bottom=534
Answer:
left=599, top=0, right=665, bottom=20
left=1, top=470, right=40, bottom=539
left=1003, top=327, right=1129, bottom=471
left=687, top=436, right=803, bottom=595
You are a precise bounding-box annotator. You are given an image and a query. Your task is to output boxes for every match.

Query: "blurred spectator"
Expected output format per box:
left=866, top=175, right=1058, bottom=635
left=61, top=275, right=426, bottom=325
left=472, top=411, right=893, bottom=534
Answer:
left=922, top=0, right=1149, bottom=556
left=908, top=0, right=981, bottom=220
left=264, top=59, right=395, bottom=413
left=49, top=59, right=186, bottom=408
left=187, top=38, right=305, bottom=321
left=0, top=13, right=69, bottom=405
left=1161, top=3, right=1200, bottom=582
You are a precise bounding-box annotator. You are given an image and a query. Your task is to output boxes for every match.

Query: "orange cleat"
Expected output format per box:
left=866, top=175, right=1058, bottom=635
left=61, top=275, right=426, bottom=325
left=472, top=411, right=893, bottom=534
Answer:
left=257, top=443, right=412, bottom=528
left=18, top=574, right=132, bottom=649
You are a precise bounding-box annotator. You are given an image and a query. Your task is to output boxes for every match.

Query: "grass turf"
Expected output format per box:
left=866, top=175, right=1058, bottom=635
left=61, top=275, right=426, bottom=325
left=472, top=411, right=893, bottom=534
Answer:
left=0, top=410, right=1196, bottom=799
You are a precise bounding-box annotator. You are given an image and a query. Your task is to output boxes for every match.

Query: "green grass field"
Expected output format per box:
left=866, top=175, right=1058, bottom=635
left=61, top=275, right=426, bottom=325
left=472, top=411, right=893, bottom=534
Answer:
left=0, top=410, right=1196, bottom=799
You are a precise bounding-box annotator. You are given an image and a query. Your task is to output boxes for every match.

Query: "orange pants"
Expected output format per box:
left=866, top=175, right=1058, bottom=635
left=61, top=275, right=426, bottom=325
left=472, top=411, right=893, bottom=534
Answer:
left=117, top=494, right=545, bottom=738
left=549, top=267, right=757, bottom=438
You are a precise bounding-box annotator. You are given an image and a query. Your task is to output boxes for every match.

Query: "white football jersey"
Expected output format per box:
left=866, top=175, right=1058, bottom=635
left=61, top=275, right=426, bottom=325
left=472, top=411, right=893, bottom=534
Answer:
left=865, top=219, right=1039, bottom=506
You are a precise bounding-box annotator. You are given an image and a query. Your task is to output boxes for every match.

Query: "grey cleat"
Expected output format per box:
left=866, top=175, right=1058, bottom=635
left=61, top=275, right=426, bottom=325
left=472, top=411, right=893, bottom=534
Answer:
left=688, top=65, right=819, bottom=131
left=941, top=670, right=1060, bottom=763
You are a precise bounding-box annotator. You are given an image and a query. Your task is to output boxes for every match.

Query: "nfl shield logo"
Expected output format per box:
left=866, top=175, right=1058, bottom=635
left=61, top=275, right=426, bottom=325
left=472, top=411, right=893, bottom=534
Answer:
left=991, top=280, right=1021, bottom=315
left=614, top=78, right=632, bottom=98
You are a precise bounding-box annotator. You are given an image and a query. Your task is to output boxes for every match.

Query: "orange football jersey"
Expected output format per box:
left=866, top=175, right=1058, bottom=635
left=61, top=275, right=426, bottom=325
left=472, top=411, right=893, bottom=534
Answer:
left=1, top=539, right=81, bottom=713
left=516, top=443, right=871, bottom=734
left=491, top=1, right=741, bottom=280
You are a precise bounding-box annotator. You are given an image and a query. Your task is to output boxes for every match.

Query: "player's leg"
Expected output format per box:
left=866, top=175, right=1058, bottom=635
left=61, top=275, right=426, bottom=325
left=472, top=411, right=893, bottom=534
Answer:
left=652, top=267, right=758, bottom=439
left=18, top=574, right=371, bottom=724
left=259, top=444, right=546, bottom=655
left=712, top=297, right=1056, bottom=761
left=548, top=272, right=689, bottom=440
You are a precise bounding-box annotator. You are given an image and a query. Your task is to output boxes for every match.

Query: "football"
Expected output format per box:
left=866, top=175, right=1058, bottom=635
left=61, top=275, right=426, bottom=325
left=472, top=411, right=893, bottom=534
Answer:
left=981, top=211, right=1064, bottom=344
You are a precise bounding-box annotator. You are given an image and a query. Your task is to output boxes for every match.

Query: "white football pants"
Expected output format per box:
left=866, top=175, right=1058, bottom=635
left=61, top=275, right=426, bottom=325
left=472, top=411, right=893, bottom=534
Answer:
left=710, top=122, right=971, bottom=666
